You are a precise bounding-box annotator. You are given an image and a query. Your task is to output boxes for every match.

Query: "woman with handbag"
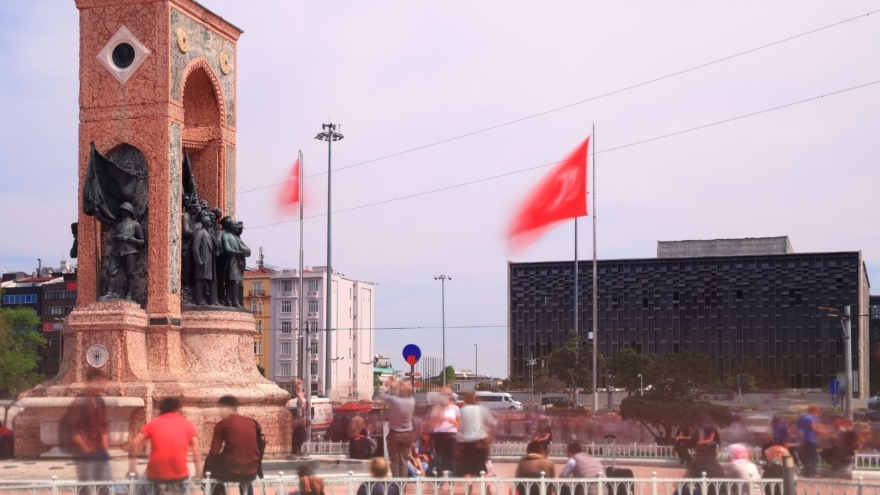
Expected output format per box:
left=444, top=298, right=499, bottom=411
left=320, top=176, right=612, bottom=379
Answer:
left=459, top=391, right=497, bottom=478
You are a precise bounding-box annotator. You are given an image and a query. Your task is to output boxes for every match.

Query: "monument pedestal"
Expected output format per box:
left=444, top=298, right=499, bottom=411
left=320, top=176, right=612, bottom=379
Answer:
left=17, top=303, right=290, bottom=457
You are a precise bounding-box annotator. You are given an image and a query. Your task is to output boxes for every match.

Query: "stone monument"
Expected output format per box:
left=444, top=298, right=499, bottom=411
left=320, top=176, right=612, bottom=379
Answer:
left=16, top=0, right=291, bottom=457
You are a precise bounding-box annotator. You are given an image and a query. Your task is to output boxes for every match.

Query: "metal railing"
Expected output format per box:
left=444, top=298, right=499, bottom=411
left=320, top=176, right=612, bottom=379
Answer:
left=0, top=475, right=794, bottom=495
left=302, top=442, right=880, bottom=471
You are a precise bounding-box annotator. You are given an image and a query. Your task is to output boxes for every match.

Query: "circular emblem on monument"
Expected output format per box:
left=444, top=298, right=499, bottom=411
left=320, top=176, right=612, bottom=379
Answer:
left=176, top=27, right=189, bottom=53
left=219, top=50, right=231, bottom=75
left=86, top=344, right=109, bottom=368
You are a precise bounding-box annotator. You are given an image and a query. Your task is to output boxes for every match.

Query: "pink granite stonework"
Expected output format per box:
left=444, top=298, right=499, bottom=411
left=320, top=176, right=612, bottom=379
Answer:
left=15, top=0, right=291, bottom=458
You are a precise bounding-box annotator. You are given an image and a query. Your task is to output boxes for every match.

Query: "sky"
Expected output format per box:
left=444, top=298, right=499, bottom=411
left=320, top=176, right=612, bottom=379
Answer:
left=1, top=2, right=879, bottom=379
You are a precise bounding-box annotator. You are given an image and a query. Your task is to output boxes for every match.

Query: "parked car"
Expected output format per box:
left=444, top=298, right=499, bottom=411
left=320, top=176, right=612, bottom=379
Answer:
left=541, top=396, right=573, bottom=408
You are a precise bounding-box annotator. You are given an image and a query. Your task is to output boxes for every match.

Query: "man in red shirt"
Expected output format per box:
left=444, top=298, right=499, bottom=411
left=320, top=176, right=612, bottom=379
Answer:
left=128, top=397, right=203, bottom=483
left=206, top=396, right=263, bottom=495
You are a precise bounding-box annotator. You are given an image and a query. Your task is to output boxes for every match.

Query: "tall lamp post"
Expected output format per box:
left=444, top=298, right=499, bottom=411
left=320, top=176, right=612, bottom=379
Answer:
left=474, top=344, right=478, bottom=380
left=638, top=373, right=643, bottom=396
left=434, top=275, right=451, bottom=387
left=818, top=305, right=853, bottom=422
left=315, top=123, right=343, bottom=400
left=527, top=352, right=537, bottom=407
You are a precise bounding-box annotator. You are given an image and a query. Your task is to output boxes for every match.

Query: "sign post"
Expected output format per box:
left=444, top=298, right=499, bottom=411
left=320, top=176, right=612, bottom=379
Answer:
left=403, top=344, right=422, bottom=390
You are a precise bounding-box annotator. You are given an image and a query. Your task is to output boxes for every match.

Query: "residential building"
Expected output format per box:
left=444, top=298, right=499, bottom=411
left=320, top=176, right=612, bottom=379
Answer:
left=269, top=266, right=376, bottom=402
left=244, top=253, right=275, bottom=375
left=508, top=237, right=871, bottom=397
left=39, top=273, right=77, bottom=378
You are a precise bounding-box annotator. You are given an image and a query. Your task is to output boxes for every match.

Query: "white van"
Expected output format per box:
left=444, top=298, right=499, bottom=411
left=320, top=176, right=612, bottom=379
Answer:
left=474, top=392, right=523, bottom=410
left=287, top=397, right=333, bottom=436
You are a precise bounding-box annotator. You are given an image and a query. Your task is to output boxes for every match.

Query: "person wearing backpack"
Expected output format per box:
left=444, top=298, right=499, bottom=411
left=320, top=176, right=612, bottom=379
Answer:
left=205, top=396, right=265, bottom=495
left=349, top=428, right=377, bottom=459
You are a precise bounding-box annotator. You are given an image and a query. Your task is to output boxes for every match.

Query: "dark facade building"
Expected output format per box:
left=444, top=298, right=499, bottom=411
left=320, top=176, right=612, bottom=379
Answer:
left=508, top=237, right=871, bottom=398
left=870, top=295, right=880, bottom=396
left=39, top=274, right=77, bottom=377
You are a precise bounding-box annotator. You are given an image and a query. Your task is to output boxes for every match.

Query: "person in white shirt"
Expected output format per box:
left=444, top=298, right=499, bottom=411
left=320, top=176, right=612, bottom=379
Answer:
left=725, top=443, right=761, bottom=495
left=458, top=391, right=496, bottom=477
left=431, top=389, right=460, bottom=476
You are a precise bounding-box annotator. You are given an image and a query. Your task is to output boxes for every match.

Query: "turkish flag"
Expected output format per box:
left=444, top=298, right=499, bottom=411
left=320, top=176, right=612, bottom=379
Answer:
left=507, top=138, right=589, bottom=251
left=277, top=158, right=303, bottom=214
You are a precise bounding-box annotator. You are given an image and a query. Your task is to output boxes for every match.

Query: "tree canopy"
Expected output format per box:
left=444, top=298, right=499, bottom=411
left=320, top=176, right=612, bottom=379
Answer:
left=608, top=348, right=657, bottom=396
left=0, top=307, right=46, bottom=399
left=619, top=396, right=732, bottom=444
left=542, top=334, right=603, bottom=397
left=642, top=351, right=718, bottom=400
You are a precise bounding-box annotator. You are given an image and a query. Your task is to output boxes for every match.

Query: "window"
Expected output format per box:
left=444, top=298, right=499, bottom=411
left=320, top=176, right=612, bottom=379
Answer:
left=308, top=280, right=318, bottom=292
left=310, top=322, right=318, bottom=331
left=349, top=307, right=352, bottom=318
left=310, top=363, right=318, bottom=375
left=280, top=363, right=291, bottom=376
left=253, top=281, right=263, bottom=294
left=308, top=300, right=318, bottom=312
left=281, top=384, right=292, bottom=393
left=255, top=320, right=262, bottom=333
left=3, top=294, right=37, bottom=304
left=281, top=280, right=291, bottom=292
left=311, top=342, right=318, bottom=355
left=350, top=288, right=352, bottom=300
left=251, top=300, right=261, bottom=313
left=254, top=341, right=262, bottom=354
left=281, top=342, right=291, bottom=355
left=281, top=300, right=292, bottom=313
left=281, top=321, right=292, bottom=333
left=44, top=306, right=70, bottom=316
left=349, top=367, right=352, bottom=379
left=44, top=290, right=76, bottom=300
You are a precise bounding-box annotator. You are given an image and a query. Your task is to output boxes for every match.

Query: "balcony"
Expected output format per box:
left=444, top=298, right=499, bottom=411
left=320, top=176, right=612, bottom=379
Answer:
left=249, top=289, right=266, bottom=297
left=280, top=291, right=293, bottom=298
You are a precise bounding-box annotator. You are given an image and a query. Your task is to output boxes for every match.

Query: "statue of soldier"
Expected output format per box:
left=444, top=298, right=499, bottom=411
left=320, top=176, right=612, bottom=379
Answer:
left=69, top=222, right=78, bottom=259
left=181, top=201, right=201, bottom=296
left=104, top=202, right=145, bottom=299
left=219, top=216, right=250, bottom=308
left=191, top=214, right=218, bottom=306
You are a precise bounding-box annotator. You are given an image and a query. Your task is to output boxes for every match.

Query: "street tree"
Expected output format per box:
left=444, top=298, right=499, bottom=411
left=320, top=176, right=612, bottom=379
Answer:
left=0, top=307, right=46, bottom=400
left=643, top=351, right=718, bottom=400
left=608, top=348, right=657, bottom=396
left=543, top=335, right=603, bottom=402
left=619, top=396, right=732, bottom=444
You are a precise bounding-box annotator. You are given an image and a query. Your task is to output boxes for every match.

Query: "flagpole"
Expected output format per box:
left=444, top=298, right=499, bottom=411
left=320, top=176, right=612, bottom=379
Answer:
left=591, top=124, right=599, bottom=413
left=574, top=218, right=578, bottom=409
left=298, top=150, right=311, bottom=442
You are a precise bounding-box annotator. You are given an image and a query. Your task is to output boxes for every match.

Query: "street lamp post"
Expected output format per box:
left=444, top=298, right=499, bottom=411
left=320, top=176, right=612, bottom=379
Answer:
left=527, top=352, right=537, bottom=407
left=315, top=123, right=343, bottom=400
left=638, top=373, right=643, bottom=396
left=302, top=321, right=311, bottom=441
left=434, top=275, right=451, bottom=387
left=818, top=305, right=853, bottom=422
left=474, top=344, right=478, bottom=381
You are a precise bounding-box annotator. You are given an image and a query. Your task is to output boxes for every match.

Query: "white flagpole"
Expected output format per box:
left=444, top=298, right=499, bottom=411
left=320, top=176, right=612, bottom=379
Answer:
left=574, top=217, right=578, bottom=409
left=299, top=151, right=311, bottom=442
left=591, top=125, right=599, bottom=412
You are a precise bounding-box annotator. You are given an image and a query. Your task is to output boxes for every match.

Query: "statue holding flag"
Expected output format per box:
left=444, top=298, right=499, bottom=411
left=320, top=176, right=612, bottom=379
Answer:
left=82, top=142, right=148, bottom=301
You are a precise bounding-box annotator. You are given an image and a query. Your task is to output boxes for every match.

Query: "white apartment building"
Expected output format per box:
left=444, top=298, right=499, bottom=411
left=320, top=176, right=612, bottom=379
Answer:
left=269, top=266, right=375, bottom=403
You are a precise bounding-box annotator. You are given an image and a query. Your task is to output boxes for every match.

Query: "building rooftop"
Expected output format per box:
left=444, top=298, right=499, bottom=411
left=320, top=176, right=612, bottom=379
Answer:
left=657, top=236, right=794, bottom=258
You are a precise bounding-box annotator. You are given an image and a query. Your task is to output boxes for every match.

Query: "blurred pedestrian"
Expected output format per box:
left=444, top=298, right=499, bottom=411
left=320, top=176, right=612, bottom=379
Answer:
left=674, top=425, right=699, bottom=465
left=349, top=429, right=378, bottom=460
left=0, top=420, right=12, bottom=460
left=357, top=457, right=400, bottom=495
left=379, top=376, right=416, bottom=478
left=297, top=465, right=325, bottom=495
left=349, top=412, right=366, bottom=440
left=514, top=441, right=555, bottom=495
left=431, top=388, right=460, bottom=476
left=797, top=406, right=821, bottom=477
left=725, top=444, right=761, bottom=495
left=206, top=396, right=263, bottom=495
left=128, top=397, right=203, bottom=483
left=533, top=416, right=552, bottom=446
left=459, top=391, right=496, bottom=478
left=292, top=417, right=306, bottom=455
left=560, top=442, right=603, bottom=495
left=68, top=389, right=110, bottom=484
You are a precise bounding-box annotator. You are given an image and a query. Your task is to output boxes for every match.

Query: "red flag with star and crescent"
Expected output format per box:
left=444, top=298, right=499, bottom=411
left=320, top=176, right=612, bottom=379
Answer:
left=507, top=138, right=589, bottom=251
left=277, top=158, right=303, bottom=214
